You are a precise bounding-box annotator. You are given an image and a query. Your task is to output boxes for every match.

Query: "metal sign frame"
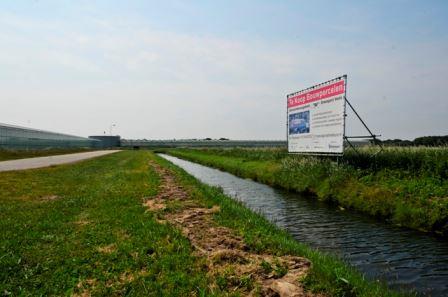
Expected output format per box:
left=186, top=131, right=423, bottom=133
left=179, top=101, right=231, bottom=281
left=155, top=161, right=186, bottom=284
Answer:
left=343, top=97, right=383, bottom=156
left=287, top=75, right=382, bottom=156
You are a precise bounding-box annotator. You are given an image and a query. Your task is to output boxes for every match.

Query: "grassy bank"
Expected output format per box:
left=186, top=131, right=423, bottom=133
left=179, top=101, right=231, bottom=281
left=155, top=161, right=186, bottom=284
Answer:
left=0, top=151, right=208, bottom=296
left=0, top=150, right=403, bottom=296
left=0, top=148, right=95, bottom=161
left=166, top=147, right=448, bottom=235
left=155, top=154, right=403, bottom=296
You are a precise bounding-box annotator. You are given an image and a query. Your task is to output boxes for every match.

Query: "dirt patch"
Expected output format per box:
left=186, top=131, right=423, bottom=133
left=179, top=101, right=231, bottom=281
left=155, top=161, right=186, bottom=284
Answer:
left=115, top=229, right=131, bottom=241
left=40, top=195, right=61, bottom=201
left=73, top=279, right=97, bottom=297
left=97, top=244, right=117, bottom=254
left=74, top=212, right=91, bottom=227
left=147, top=160, right=319, bottom=297
left=72, top=289, right=91, bottom=297
left=143, top=164, right=188, bottom=211
left=74, top=219, right=91, bottom=226
left=144, top=198, right=166, bottom=211
left=119, top=271, right=135, bottom=283
left=73, top=269, right=150, bottom=297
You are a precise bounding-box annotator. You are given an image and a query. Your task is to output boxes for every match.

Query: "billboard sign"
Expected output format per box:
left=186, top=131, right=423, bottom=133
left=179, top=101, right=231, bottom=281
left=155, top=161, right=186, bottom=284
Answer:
left=287, top=76, right=347, bottom=154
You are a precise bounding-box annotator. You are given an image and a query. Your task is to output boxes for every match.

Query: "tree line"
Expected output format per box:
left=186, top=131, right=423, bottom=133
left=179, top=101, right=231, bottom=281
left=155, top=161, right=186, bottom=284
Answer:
left=376, top=135, right=448, bottom=146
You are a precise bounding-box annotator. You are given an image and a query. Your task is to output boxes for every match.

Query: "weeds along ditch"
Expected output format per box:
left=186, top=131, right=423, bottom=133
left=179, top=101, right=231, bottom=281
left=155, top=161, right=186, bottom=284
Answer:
left=343, top=146, right=448, bottom=178
left=166, top=147, right=448, bottom=235
left=155, top=154, right=403, bottom=297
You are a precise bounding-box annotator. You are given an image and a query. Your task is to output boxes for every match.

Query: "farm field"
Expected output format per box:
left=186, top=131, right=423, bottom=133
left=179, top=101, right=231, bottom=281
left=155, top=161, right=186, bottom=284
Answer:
left=0, top=148, right=94, bottom=161
left=0, top=151, right=400, bottom=296
left=166, top=147, right=448, bottom=235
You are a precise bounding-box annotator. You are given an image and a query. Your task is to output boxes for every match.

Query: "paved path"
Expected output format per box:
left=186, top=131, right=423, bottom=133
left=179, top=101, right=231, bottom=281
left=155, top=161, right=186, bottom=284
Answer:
left=0, top=150, right=121, bottom=172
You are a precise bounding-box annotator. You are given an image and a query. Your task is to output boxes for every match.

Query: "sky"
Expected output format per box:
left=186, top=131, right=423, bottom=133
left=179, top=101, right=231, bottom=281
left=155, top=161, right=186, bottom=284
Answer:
left=1, top=0, right=447, bottom=140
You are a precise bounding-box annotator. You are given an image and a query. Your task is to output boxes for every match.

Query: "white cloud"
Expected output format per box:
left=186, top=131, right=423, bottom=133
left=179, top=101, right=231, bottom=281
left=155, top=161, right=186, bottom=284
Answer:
left=1, top=11, right=447, bottom=140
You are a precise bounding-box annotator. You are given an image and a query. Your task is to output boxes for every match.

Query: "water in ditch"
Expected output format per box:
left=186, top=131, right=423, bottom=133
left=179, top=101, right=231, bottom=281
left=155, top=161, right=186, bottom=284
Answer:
left=159, top=154, right=448, bottom=296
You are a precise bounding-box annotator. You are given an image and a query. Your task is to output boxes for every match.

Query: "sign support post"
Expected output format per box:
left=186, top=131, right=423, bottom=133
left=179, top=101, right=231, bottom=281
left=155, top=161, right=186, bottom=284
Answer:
left=343, top=97, right=383, bottom=156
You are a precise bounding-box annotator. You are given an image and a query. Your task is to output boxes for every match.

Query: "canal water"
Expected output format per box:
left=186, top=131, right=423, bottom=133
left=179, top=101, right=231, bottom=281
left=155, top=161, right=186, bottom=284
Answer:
left=159, top=154, right=448, bottom=296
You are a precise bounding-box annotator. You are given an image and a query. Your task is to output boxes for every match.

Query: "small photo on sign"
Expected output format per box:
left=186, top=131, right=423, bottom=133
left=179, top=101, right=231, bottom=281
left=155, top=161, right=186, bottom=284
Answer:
left=289, top=111, right=310, bottom=135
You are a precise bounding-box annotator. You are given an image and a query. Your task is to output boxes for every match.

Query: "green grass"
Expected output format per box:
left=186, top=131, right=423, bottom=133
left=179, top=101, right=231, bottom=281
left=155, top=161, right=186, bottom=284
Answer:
left=344, top=146, right=448, bottom=178
left=165, top=147, right=448, bottom=235
left=0, top=150, right=408, bottom=296
left=154, top=154, right=405, bottom=297
left=0, top=148, right=95, bottom=161
left=0, top=151, right=208, bottom=296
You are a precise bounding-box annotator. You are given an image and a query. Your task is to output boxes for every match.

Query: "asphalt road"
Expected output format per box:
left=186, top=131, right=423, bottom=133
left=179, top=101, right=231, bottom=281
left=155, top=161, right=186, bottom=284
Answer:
left=0, top=150, right=121, bottom=172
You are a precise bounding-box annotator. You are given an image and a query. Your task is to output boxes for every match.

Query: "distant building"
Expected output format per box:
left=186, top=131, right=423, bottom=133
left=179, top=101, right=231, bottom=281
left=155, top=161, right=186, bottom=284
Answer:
left=0, top=122, right=98, bottom=149
left=88, top=135, right=121, bottom=148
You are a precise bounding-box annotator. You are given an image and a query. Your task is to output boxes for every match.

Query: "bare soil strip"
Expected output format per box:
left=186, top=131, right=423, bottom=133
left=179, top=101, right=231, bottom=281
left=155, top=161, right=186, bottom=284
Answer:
left=145, top=160, right=319, bottom=297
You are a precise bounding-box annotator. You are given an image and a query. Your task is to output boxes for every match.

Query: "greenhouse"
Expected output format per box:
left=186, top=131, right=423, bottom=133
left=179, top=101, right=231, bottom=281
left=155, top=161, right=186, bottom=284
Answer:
left=0, top=123, right=99, bottom=149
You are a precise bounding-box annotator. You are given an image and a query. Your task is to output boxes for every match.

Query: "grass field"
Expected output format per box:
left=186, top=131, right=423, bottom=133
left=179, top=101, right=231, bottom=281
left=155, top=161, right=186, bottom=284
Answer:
left=0, top=148, right=94, bottom=161
left=166, top=147, right=448, bottom=235
left=0, top=150, right=403, bottom=296
left=0, top=151, right=208, bottom=296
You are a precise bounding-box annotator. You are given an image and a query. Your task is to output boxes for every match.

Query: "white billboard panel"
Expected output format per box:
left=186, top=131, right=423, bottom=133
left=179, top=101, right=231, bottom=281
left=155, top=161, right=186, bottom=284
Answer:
left=287, top=76, right=347, bottom=154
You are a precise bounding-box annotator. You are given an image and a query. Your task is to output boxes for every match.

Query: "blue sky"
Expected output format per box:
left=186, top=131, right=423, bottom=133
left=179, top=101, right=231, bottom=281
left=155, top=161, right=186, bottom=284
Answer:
left=1, top=1, right=447, bottom=139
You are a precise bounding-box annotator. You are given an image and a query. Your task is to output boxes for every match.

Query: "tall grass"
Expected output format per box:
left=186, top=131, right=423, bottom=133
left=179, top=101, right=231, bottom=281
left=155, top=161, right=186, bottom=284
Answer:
left=191, top=146, right=448, bottom=179
left=344, top=146, right=448, bottom=178
left=167, top=147, right=448, bottom=235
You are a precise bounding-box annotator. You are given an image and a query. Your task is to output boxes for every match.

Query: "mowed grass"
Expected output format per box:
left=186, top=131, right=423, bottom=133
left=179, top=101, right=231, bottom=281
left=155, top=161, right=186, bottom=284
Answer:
left=0, top=151, right=207, bottom=296
left=0, top=148, right=94, bottom=161
left=166, top=147, right=448, bottom=235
